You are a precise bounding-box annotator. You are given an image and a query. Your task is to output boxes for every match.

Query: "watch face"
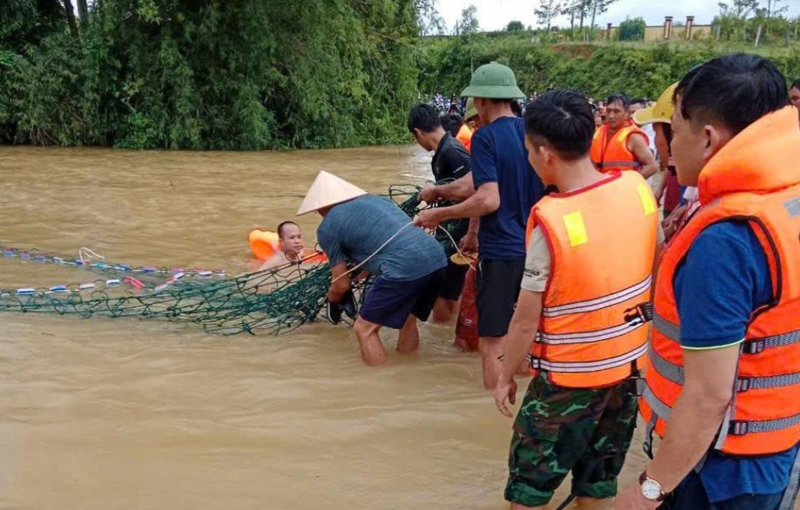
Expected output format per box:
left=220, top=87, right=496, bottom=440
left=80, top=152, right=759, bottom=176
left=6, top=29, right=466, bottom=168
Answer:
left=641, top=479, right=662, bottom=501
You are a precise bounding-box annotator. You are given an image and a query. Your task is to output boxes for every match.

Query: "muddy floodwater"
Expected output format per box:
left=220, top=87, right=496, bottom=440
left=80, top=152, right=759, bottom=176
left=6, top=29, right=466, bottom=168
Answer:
left=0, top=146, right=654, bottom=510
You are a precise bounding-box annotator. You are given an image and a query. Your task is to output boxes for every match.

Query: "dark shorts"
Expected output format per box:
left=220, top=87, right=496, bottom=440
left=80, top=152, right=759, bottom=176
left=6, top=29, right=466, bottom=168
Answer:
left=476, top=258, right=525, bottom=338
left=438, top=260, right=469, bottom=301
left=505, top=373, right=638, bottom=508
left=359, top=267, right=446, bottom=329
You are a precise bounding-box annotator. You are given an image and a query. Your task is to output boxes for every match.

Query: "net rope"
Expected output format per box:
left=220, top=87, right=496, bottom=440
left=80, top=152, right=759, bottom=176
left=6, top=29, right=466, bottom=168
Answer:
left=0, top=184, right=463, bottom=336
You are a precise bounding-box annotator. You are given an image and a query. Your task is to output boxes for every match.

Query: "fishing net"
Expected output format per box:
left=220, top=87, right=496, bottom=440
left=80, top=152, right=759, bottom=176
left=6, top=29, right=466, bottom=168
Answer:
left=0, top=183, right=461, bottom=335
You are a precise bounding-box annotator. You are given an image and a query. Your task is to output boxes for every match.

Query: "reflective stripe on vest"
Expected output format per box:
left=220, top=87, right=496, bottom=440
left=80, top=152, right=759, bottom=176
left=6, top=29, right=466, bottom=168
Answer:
left=540, top=320, right=646, bottom=345
left=543, top=275, right=651, bottom=318
left=648, top=340, right=800, bottom=391
left=530, top=343, right=648, bottom=374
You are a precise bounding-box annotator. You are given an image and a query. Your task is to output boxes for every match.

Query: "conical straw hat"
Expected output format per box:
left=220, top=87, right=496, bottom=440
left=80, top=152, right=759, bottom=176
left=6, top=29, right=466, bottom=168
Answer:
left=296, top=171, right=368, bottom=216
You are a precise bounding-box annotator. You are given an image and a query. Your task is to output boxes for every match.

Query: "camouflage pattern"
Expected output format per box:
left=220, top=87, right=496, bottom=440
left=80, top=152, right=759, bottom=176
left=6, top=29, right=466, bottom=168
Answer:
left=505, top=372, right=639, bottom=508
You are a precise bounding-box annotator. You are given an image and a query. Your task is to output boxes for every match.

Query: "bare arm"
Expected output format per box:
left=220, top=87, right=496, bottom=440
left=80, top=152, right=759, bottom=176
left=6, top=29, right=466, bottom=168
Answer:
left=423, top=172, right=475, bottom=203
left=645, top=345, right=740, bottom=491
left=326, top=261, right=351, bottom=303
left=494, top=290, right=543, bottom=417
left=629, top=134, right=658, bottom=180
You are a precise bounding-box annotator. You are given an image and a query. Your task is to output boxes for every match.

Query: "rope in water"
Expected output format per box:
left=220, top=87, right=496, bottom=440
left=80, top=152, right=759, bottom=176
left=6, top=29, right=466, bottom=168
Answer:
left=0, top=183, right=463, bottom=335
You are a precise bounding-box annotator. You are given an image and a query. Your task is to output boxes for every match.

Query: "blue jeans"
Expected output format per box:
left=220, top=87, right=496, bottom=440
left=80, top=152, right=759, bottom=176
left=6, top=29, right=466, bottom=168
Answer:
left=660, top=471, right=785, bottom=510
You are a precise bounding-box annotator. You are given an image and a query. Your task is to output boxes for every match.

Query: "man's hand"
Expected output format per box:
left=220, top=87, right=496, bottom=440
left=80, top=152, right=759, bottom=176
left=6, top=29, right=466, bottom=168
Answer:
left=327, top=288, right=342, bottom=303
left=611, top=483, right=660, bottom=510
left=459, top=231, right=478, bottom=253
left=493, top=377, right=517, bottom=418
left=419, top=183, right=438, bottom=204
left=414, top=209, right=442, bottom=230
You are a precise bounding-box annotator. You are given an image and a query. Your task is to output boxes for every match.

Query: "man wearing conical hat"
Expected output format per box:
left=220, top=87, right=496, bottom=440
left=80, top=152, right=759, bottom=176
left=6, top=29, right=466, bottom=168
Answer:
left=297, top=171, right=447, bottom=366
left=415, top=62, right=546, bottom=390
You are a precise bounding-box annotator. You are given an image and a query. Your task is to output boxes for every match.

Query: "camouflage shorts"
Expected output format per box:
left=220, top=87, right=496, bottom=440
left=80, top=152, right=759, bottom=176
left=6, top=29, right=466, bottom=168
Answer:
left=505, top=372, right=639, bottom=508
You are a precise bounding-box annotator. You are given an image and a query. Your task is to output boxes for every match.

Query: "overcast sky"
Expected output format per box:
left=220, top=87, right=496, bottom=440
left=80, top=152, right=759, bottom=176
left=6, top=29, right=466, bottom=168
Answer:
left=435, top=0, right=800, bottom=32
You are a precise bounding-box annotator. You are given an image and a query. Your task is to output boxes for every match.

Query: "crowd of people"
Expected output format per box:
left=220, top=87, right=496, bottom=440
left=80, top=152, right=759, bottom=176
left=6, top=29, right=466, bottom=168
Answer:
left=276, top=55, right=800, bottom=510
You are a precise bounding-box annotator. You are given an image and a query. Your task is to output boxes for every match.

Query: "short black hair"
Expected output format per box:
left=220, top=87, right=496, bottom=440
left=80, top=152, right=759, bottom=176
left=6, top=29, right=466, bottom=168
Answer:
left=524, top=90, right=595, bottom=161
left=791, top=77, right=800, bottom=91
left=407, top=103, right=442, bottom=134
left=606, top=93, right=631, bottom=110
left=631, top=98, right=647, bottom=107
left=510, top=100, right=523, bottom=117
left=675, top=53, right=788, bottom=135
left=277, top=221, right=299, bottom=238
left=441, top=113, right=464, bottom=137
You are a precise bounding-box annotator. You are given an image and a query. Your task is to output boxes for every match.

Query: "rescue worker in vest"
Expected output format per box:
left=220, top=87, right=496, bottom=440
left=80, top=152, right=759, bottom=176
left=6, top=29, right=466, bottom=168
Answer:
left=590, top=93, right=658, bottom=178
left=612, top=54, right=800, bottom=510
left=494, top=90, right=658, bottom=510
left=415, top=62, right=546, bottom=390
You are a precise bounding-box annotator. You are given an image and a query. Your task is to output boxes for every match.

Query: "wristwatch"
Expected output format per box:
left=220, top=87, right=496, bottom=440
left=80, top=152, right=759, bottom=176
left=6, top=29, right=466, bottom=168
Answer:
left=639, top=472, right=666, bottom=502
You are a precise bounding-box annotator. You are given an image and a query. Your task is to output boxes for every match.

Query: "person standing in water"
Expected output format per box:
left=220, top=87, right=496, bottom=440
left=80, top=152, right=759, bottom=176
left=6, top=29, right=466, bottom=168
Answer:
left=407, top=103, right=472, bottom=323
left=415, top=62, right=546, bottom=390
left=494, top=90, right=658, bottom=510
left=298, top=171, right=446, bottom=366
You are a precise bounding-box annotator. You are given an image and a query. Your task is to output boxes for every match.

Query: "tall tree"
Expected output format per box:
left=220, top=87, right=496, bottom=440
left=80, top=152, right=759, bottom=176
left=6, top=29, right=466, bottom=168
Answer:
left=61, top=0, right=78, bottom=36
left=590, top=0, right=617, bottom=31
left=415, top=0, right=446, bottom=36
left=76, top=0, right=89, bottom=20
left=458, top=4, right=480, bottom=34
left=717, top=0, right=759, bottom=19
left=535, top=0, right=563, bottom=30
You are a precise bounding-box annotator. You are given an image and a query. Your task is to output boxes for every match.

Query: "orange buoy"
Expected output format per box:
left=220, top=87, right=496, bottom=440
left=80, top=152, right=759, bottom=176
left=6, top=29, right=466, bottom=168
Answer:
left=248, top=229, right=280, bottom=260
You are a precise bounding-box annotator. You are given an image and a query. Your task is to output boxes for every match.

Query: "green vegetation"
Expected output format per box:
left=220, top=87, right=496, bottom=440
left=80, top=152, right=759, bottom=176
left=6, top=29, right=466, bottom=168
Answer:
left=2, top=0, right=800, bottom=150
left=618, top=17, right=645, bottom=42
left=417, top=33, right=800, bottom=100
left=0, top=0, right=420, bottom=149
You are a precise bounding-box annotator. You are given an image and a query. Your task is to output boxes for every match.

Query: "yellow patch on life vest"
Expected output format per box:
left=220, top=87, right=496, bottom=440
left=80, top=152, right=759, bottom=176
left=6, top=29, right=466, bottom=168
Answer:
left=637, top=183, right=657, bottom=216
left=563, top=211, right=588, bottom=247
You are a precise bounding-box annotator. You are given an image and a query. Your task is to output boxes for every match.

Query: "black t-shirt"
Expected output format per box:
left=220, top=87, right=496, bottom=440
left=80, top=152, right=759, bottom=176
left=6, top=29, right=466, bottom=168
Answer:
left=431, top=133, right=471, bottom=183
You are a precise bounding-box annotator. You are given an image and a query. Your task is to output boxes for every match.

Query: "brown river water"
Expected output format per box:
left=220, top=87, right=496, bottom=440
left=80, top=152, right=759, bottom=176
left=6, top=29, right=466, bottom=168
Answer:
left=0, top=146, right=653, bottom=510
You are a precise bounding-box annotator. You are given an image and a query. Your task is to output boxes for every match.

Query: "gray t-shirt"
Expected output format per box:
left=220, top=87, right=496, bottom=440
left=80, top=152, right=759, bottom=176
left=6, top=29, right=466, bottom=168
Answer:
left=317, top=195, right=447, bottom=282
left=521, top=226, right=551, bottom=293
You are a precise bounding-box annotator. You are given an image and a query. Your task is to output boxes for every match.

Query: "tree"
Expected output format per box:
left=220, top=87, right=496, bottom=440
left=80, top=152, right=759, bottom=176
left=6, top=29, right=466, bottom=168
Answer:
left=60, top=0, right=77, bottom=37
left=618, top=16, right=645, bottom=41
left=718, top=0, right=759, bottom=19
left=505, top=20, right=525, bottom=32
left=457, top=5, right=480, bottom=34
left=535, top=0, right=563, bottom=30
left=76, top=0, right=89, bottom=20
left=562, top=0, right=590, bottom=33
left=416, top=0, right=446, bottom=36
left=763, top=0, right=788, bottom=21
left=590, top=0, right=618, bottom=31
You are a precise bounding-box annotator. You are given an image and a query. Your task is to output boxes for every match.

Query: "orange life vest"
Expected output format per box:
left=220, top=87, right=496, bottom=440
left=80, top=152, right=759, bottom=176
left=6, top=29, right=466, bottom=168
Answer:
left=590, top=122, right=649, bottom=173
left=456, top=124, right=473, bottom=153
left=640, top=107, right=800, bottom=456
left=525, top=171, right=659, bottom=388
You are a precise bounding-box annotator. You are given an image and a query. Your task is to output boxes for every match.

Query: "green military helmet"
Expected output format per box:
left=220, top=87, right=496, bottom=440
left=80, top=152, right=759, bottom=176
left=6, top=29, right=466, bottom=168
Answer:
left=461, top=61, right=525, bottom=100
left=465, top=97, right=478, bottom=121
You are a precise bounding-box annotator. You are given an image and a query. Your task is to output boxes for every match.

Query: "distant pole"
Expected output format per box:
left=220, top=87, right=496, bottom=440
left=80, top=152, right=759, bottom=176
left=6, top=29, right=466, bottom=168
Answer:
left=754, top=24, right=763, bottom=47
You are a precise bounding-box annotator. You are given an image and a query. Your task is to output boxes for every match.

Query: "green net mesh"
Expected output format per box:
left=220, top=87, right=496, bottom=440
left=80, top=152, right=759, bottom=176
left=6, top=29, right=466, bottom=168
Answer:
left=0, top=184, right=461, bottom=336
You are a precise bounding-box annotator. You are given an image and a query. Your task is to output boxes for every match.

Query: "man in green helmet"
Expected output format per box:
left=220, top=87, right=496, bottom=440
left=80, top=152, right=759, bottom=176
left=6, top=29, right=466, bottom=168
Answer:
left=415, top=62, right=546, bottom=389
